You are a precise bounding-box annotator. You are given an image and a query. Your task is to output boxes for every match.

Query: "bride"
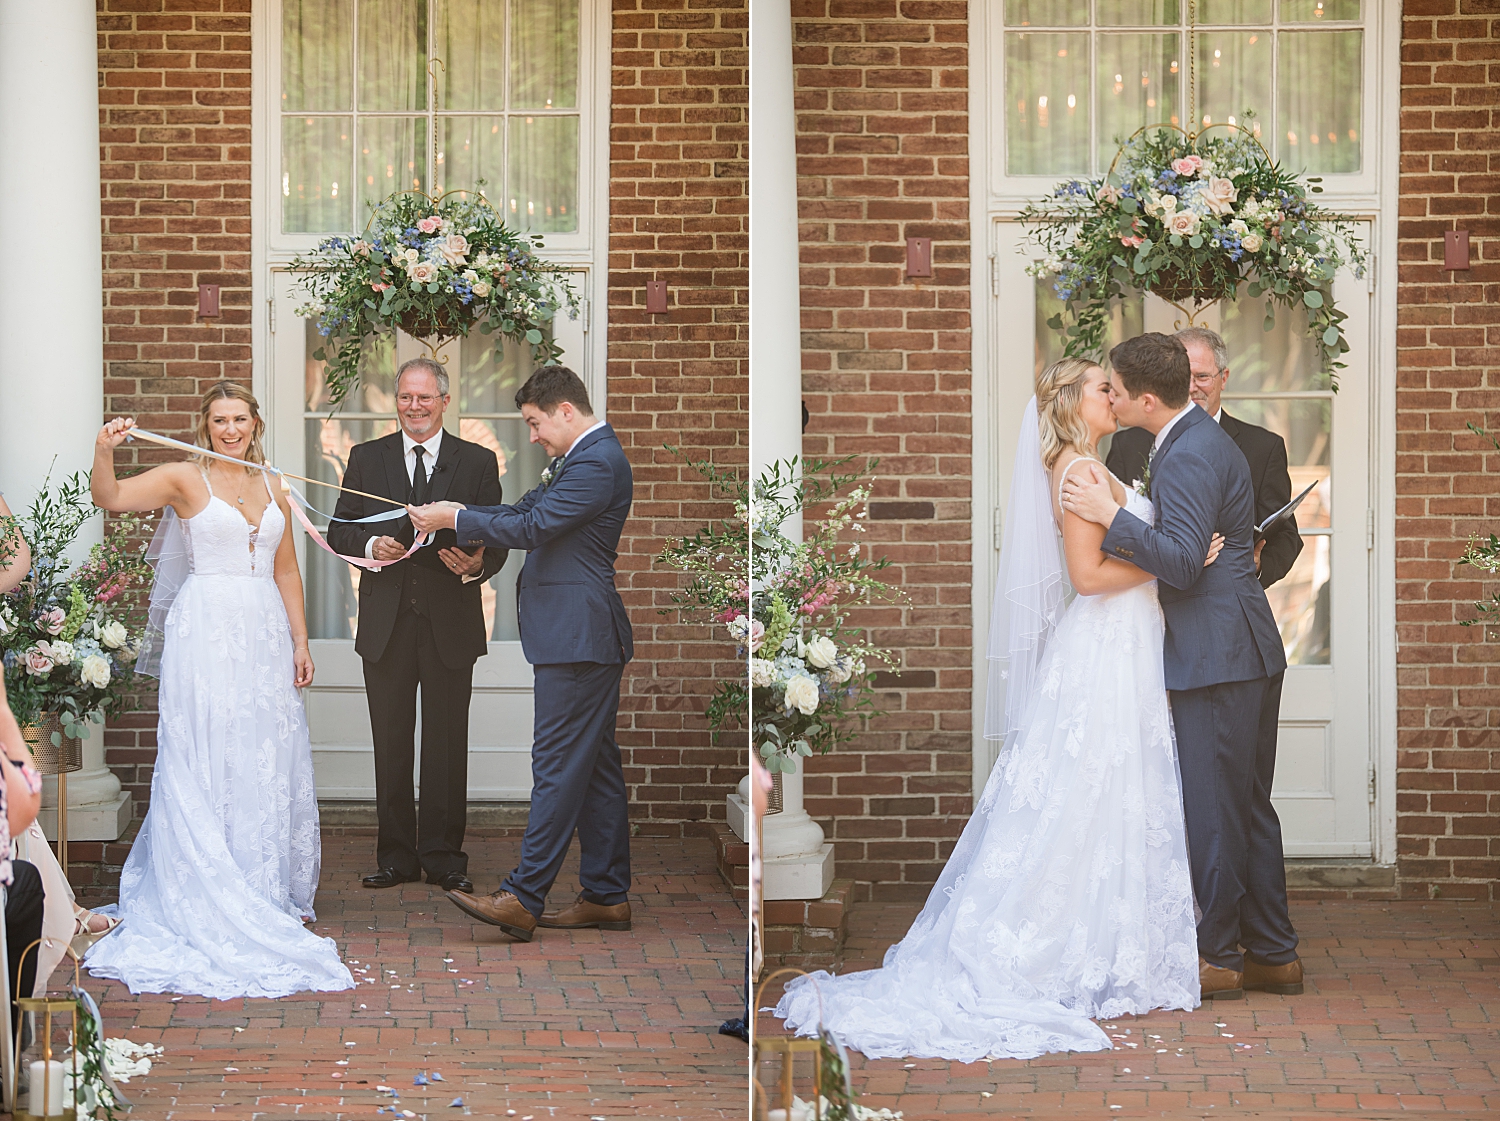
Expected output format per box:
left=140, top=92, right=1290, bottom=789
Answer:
left=775, top=358, right=1216, bottom=1061
left=85, top=382, right=353, bottom=999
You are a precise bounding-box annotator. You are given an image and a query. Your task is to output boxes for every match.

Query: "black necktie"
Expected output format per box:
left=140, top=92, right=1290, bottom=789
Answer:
left=411, top=445, right=430, bottom=506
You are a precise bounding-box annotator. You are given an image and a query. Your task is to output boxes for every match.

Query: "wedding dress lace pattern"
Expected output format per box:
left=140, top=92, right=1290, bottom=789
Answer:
left=86, top=478, right=354, bottom=999
left=775, top=478, right=1199, bottom=1062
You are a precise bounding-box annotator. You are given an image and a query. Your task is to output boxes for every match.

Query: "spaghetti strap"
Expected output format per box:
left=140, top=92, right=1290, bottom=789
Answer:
left=1056, top=454, right=1103, bottom=508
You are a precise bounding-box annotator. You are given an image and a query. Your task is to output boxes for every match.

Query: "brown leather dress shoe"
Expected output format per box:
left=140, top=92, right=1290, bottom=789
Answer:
left=538, top=893, right=632, bottom=931
left=1243, top=956, right=1304, bottom=995
left=1199, top=957, right=1244, bottom=1000
left=446, top=889, right=537, bottom=941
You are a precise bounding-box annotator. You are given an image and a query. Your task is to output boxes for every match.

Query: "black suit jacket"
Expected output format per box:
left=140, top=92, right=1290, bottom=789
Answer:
left=1105, top=410, right=1303, bottom=589
left=326, top=430, right=506, bottom=666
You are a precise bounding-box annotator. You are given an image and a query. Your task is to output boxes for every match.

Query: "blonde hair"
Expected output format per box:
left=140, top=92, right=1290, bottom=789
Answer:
left=194, top=381, right=267, bottom=466
left=1036, top=357, right=1100, bottom=470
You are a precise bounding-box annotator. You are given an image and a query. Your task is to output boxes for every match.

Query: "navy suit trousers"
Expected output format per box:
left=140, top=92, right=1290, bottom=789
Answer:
left=1171, top=673, right=1299, bottom=971
left=502, top=661, right=630, bottom=916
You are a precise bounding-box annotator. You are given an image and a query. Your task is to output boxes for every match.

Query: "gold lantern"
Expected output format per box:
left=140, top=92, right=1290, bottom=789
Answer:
left=12, top=942, right=83, bottom=1120
left=752, top=969, right=856, bottom=1121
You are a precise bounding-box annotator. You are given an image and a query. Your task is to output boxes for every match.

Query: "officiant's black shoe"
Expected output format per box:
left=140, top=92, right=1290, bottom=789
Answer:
left=1199, top=957, right=1244, bottom=1000
left=446, top=889, right=537, bottom=942
left=363, top=867, right=421, bottom=889
left=428, top=871, right=474, bottom=894
left=1243, top=955, right=1304, bottom=995
left=538, top=894, right=632, bottom=931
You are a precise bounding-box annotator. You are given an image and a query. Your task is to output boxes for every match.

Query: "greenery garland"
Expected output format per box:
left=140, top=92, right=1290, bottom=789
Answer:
left=1020, top=118, right=1367, bottom=382
left=292, top=189, right=578, bottom=407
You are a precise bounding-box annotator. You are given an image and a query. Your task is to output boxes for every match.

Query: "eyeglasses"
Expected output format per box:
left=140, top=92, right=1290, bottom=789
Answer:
left=1190, top=370, right=1227, bottom=385
left=397, top=393, right=443, bottom=407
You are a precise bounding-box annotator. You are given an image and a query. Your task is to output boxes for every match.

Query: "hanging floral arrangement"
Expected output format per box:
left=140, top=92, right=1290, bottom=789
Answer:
left=1020, top=118, right=1367, bottom=379
left=292, top=190, right=579, bottom=407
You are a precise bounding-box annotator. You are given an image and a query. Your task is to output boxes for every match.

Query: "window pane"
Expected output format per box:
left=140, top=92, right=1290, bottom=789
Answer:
left=507, top=115, right=579, bottom=232
left=1196, top=0, right=1272, bottom=19
left=1005, top=32, right=1090, bottom=176
left=283, top=116, right=352, bottom=232
left=1096, top=33, right=1180, bottom=168
left=437, top=116, right=504, bottom=198
left=303, top=416, right=399, bottom=640
left=1281, top=0, right=1359, bottom=19
left=1097, top=0, right=1179, bottom=25
left=358, top=116, right=427, bottom=217
left=435, top=0, right=506, bottom=111
left=304, top=321, right=399, bottom=412
left=1195, top=31, right=1271, bottom=131
left=510, top=0, right=580, bottom=110
left=358, top=0, right=427, bottom=111
left=1219, top=295, right=1329, bottom=393
left=1265, top=535, right=1330, bottom=665
left=1003, top=0, right=1087, bottom=26
left=1278, top=31, right=1362, bottom=173
left=1218, top=397, right=1330, bottom=528
left=282, top=0, right=351, bottom=111
left=455, top=333, right=536, bottom=413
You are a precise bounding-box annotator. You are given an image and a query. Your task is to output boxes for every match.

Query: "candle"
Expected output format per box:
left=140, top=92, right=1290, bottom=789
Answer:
left=28, top=1059, right=66, bottom=1117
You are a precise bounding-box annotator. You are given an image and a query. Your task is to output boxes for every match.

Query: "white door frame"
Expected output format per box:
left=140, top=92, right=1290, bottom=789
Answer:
left=967, top=0, right=1402, bottom=865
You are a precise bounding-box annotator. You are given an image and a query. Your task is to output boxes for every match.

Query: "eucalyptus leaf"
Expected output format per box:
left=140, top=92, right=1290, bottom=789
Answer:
left=1322, top=324, right=1340, bottom=347
left=1302, top=289, right=1324, bottom=309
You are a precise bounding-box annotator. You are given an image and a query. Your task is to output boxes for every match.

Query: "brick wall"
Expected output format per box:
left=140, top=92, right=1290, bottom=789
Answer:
left=609, top=0, right=749, bottom=835
left=1394, top=4, right=1500, bottom=902
left=96, top=0, right=254, bottom=815
left=792, top=0, right=972, bottom=901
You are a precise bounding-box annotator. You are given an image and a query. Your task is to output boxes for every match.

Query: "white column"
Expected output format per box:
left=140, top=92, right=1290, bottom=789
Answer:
left=737, top=0, right=833, bottom=901
left=0, top=0, right=130, bottom=840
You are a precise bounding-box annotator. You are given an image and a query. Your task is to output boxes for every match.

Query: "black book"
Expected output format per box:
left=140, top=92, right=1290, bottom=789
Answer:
left=1254, top=479, right=1319, bottom=541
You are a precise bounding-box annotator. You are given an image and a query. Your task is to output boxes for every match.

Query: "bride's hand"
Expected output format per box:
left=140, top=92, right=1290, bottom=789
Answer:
left=96, top=417, right=136, bottom=452
left=1203, top=533, right=1225, bottom=567
left=293, top=645, right=315, bottom=688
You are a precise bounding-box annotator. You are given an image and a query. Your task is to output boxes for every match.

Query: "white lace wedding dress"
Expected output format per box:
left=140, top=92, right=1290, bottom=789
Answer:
left=774, top=471, right=1198, bottom=1061
left=86, top=477, right=354, bottom=999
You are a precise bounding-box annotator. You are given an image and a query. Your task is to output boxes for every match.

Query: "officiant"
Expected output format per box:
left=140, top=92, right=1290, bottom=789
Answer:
left=327, top=357, right=506, bottom=894
left=1106, top=326, right=1303, bottom=589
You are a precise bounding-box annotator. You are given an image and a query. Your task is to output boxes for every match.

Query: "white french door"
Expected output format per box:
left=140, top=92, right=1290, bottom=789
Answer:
left=267, top=269, right=588, bottom=799
left=988, top=220, right=1374, bottom=858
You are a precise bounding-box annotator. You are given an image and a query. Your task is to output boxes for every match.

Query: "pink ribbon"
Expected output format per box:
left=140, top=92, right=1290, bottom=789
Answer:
left=282, top=488, right=430, bottom=570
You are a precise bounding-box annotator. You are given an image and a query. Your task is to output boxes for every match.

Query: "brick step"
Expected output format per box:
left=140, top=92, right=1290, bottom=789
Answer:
left=709, top=821, right=749, bottom=899
left=1285, top=859, right=1398, bottom=899
left=762, top=879, right=853, bottom=969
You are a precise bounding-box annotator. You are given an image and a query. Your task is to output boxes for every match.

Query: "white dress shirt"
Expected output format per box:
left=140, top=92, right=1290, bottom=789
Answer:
left=1213, top=407, right=1224, bottom=424
left=365, top=428, right=481, bottom=580
left=562, top=419, right=607, bottom=458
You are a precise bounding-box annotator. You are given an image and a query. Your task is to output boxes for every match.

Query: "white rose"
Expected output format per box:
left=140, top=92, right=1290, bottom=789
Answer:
left=1229, top=219, right=1249, bottom=236
left=749, top=658, right=774, bottom=688
left=439, top=233, right=470, bottom=266
left=79, top=654, right=111, bottom=689
left=1241, top=232, right=1263, bottom=252
left=1201, top=176, right=1238, bottom=216
left=804, top=634, right=838, bottom=669
left=1167, top=210, right=1199, bottom=237
left=782, top=674, right=820, bottom=716
left=471, top=280, right=491, bottom=298
left=403, top=247, right=420, bottom=264
left=408, top=261, right=439, bottom=285
left=99, top=619, right=128, bottom=649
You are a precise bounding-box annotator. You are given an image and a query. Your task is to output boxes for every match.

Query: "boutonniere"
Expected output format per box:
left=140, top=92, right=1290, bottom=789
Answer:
left=1133, top=457, right=1152, bottom=499
left=540, top=457, right=565, bottom=488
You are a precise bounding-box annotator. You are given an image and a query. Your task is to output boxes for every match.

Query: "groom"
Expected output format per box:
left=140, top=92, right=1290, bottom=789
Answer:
left=1062, top=332, right=1303, bottom=1001
left=408, top=365, right=634, bottom=942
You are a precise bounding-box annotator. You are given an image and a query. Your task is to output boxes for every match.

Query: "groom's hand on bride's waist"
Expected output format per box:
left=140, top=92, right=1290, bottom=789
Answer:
left=407, top=501, right=467, bottom=534
left=1060, top=465, right=1119, bottom=529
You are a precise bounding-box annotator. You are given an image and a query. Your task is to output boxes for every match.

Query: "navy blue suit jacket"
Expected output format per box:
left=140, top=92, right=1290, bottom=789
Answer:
left=454, top=424, right=634, bottom=666
left=1101, top=405, right=1287, bottom=691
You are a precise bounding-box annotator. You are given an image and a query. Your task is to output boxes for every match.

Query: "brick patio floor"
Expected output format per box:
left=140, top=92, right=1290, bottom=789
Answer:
left=756, top=899, right=1500, bottom=1119
left=58, top=833, right=748, bottom=1120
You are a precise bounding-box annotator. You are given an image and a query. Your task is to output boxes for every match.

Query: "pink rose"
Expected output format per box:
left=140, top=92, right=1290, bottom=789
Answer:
left=22, top=646, right=53, bottom=676
left=1098, top=184, right=1124, bottom=204
left=1120, top=235, right=1145, bottom=248
left=1167, top=210, right=1200, bottom=237
left=748, top=619, right=766, bottom=653
left=371, top=282, right=391, bottom=292
left=407, top=261, right=439, bottom=285
left=41, top=606, right=65, bottom=635
left=416, top=216, right=443, bottom=235
left=1202, top=176, right=1238, bottom=216
left=438, top=233, right=469, bottom=267
left=1172, top=155, right=1203, bottom=178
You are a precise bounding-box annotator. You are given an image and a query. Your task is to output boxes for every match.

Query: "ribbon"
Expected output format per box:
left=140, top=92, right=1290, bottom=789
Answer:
left=124, top=426, right=431, bottom=571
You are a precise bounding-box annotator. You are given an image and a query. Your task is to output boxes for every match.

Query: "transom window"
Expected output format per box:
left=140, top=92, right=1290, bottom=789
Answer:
left=280, top=0, right=581, bottom=234
left=1002, top=0, right=1363, bottom=177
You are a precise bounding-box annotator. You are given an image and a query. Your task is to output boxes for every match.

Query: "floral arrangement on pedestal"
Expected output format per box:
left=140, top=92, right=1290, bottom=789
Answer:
left=745, top=459, right=899, bottom=774
left=1021, top=118, right=1367, bottom=379
left=292, top=189, right=579, bottom=407
left=0, top=474, right=152, bottom=746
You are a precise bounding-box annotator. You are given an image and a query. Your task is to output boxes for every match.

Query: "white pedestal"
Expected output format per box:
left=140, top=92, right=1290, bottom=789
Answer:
left=763, top=842, right=836, bottom=901
left=36, top=791, right=131, bottom=843
left=727, top=791, right=750, bottom=841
